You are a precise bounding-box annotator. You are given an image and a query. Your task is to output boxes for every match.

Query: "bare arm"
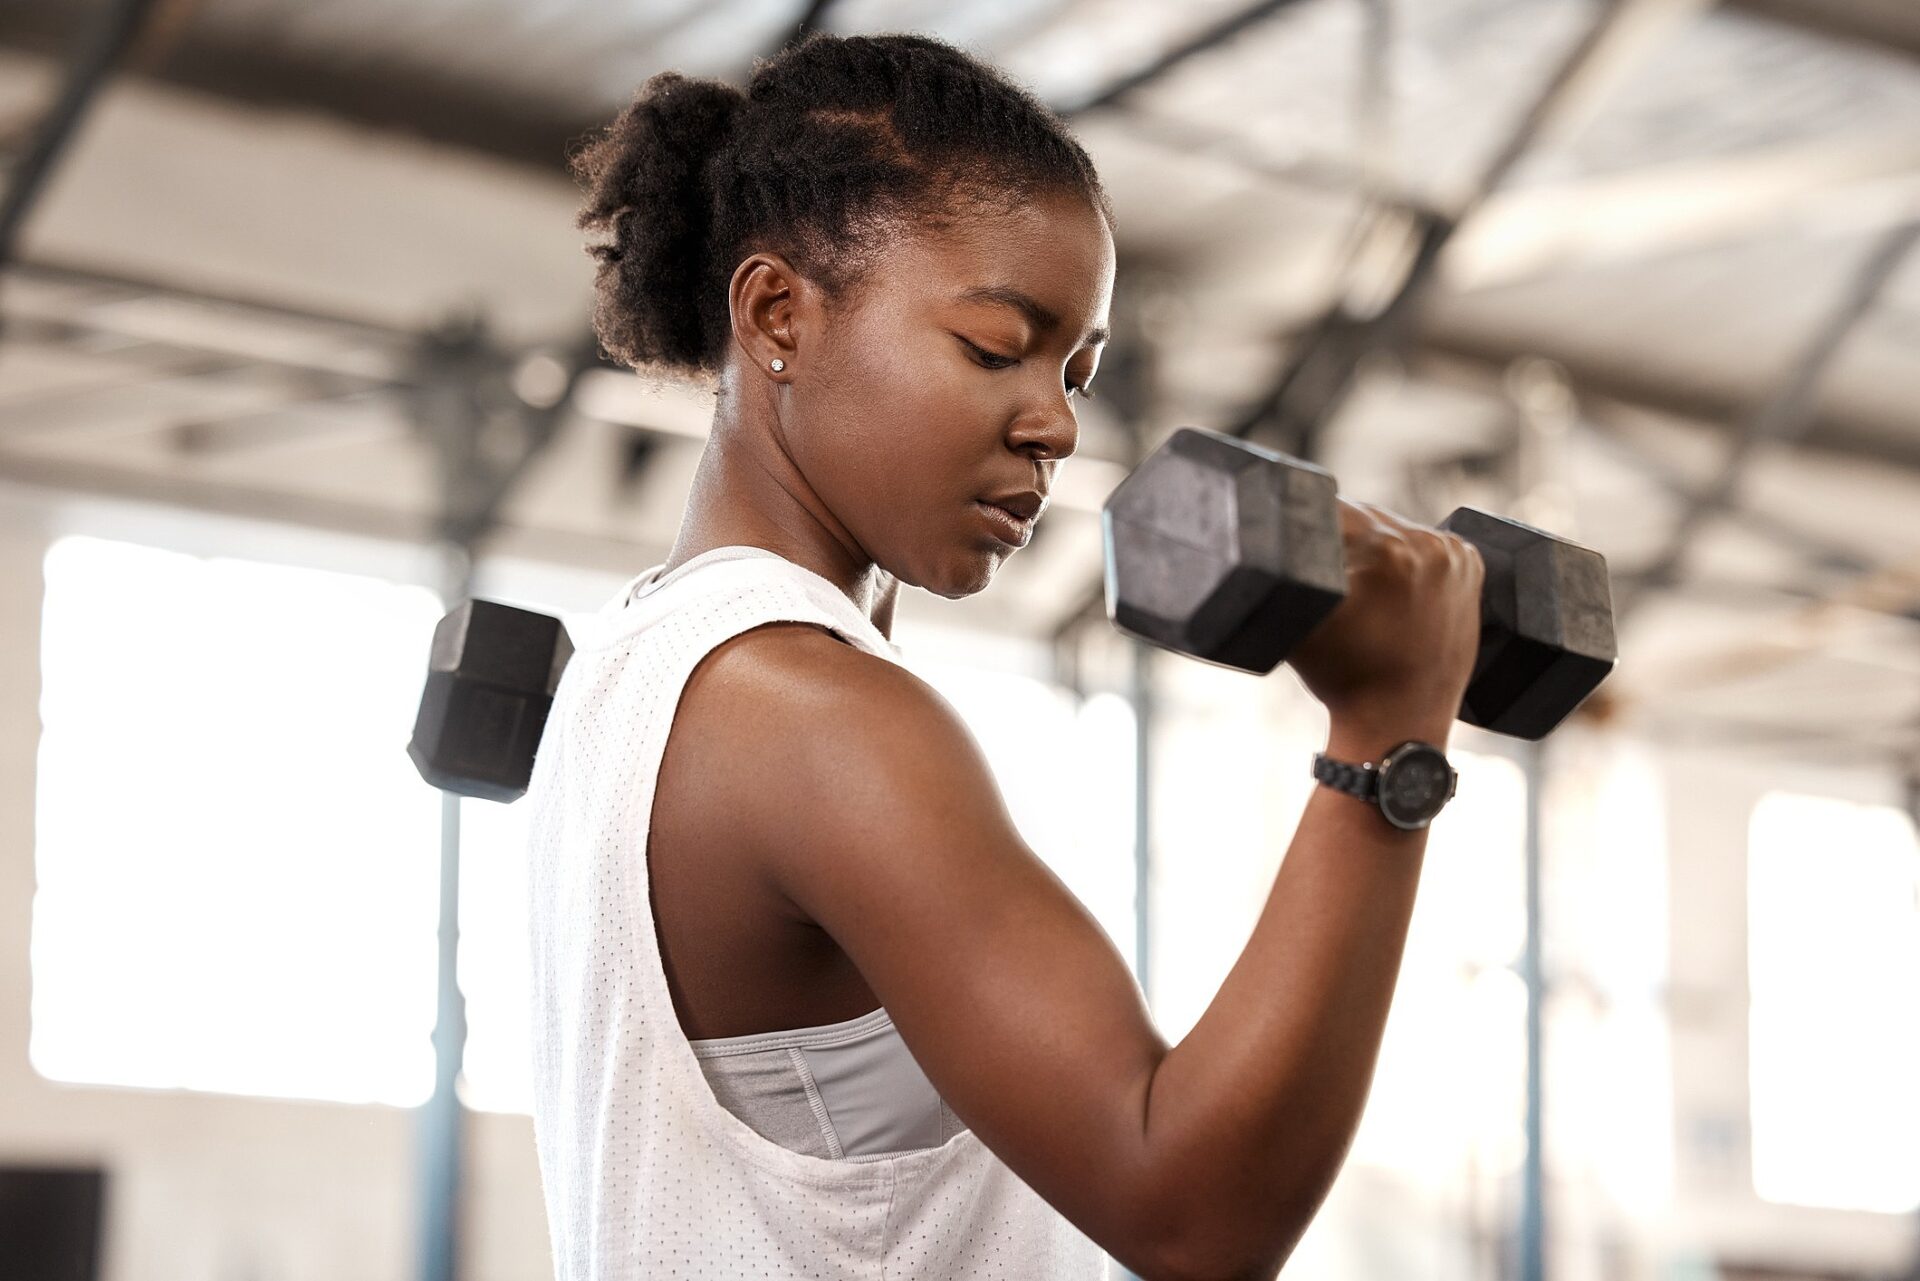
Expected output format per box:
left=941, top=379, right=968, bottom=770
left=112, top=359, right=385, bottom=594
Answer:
left=1135, top=709, right=1454, bottom=1280
left=678, top=615, right=1467, bottom=1281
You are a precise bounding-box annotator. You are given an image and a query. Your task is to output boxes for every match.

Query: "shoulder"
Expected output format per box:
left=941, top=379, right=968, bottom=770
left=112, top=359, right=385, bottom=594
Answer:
left=687, top=620, right=955, bottom=737
left=666, top=621, right=993, bottom=845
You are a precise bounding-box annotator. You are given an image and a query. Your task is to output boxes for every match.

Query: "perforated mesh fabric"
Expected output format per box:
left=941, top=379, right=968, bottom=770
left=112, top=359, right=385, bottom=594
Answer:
left=523, top=545, right=1105, bottom=1279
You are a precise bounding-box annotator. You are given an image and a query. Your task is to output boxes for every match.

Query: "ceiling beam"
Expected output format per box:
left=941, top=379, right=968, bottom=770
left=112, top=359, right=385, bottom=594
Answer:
left=1227, top=0, right=1717, bottom=460
left=1727, top=0, right=1920, bottom=64
left=0, top=3, right=593, bottom=171
left=7, top=254, right=421, bottom=345
left=0, top=356, right=375, bottom=439
left=0, top=444, right=672, bottom=580
left=1444, top=136, right=1920, bottom=292
left=1617, top=217, right=1919, bottom=613
left=1061, top=0, right=1314, bottom=117
left=1572, top=407, right=1882, bottom=578
left=0, top=0, right=162, bottom=279
left=1415, top=327, right=1920, bottom=475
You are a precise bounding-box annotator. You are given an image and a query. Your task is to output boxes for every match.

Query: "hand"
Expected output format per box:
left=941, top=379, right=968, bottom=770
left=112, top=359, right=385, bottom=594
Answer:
left=1286, top=498, right=1485, bottom=730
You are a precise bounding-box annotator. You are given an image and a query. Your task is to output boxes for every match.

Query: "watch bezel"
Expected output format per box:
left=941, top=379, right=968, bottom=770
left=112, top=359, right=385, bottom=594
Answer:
left=1375, top=740, right=1456, bottom=831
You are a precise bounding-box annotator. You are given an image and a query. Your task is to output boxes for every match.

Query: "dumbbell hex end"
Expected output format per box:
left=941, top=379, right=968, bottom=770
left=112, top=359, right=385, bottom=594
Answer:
left=406, top=599, right=572, bottom=802
left=1440, top=507, right=1617, bottom=740
left=1103, top=427, right=1346, bottom=673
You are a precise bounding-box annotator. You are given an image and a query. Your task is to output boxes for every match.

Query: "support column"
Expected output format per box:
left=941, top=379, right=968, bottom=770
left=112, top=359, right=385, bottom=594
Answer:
left=417, top=541, right=473, bottom=1281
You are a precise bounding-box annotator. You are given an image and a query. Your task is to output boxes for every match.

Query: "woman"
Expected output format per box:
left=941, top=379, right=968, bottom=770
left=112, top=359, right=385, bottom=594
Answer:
left=525, top=30, right=1484, bottom=1281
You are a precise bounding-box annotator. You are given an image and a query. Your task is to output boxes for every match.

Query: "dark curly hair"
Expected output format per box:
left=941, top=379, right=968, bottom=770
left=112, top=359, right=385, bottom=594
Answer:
left=568, top=30, right=1116, bottom=381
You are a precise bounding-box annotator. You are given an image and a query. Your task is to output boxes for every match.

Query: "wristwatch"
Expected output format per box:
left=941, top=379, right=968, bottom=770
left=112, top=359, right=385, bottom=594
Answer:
left=1312, top=740, right=1458, bottom=831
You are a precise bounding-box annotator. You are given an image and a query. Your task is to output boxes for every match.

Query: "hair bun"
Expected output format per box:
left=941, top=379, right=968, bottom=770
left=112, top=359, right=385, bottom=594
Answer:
left=570, top=71, right=746, bottom=371
left=572, top=32, right=1111, bottom=382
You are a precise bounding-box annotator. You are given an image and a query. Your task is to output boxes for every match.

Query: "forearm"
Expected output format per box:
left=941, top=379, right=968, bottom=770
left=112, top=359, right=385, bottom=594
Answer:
left=1136, top=707, right=1453, bottom=1280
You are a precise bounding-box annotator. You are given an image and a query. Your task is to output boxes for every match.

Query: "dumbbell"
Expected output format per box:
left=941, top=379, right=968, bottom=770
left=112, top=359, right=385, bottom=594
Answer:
left=1102, top=427, right=1616, bottom=740
left=407, top=599, right=571, bottom=802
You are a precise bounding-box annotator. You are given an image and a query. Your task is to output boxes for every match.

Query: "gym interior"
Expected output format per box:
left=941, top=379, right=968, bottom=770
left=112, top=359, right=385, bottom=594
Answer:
left=0, top=1, right=1915, bottom=1279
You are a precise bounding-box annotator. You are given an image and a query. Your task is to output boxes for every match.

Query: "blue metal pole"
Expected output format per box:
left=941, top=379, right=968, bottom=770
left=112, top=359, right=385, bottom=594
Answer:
left=1519, top=740, right=1546, bottom=1281
left=419, top=548, right=471, bottom=1281
left=418, top=755, right=468, bottom=1281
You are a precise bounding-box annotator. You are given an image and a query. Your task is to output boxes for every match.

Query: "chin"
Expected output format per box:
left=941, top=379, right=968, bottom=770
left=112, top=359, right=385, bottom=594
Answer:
left=913, top=546, right=1007, bottom=601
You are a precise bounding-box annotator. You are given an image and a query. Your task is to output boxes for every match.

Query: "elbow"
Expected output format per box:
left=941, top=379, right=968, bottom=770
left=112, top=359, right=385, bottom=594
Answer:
left=1136, top=1224, right=1294, bottom=1281
left=1129, top=1170, right=1321, bottom=1281
left=1118, top=1068, right=1328, bottom=1280
left=1120, top=1190, right=1279, bottom=1281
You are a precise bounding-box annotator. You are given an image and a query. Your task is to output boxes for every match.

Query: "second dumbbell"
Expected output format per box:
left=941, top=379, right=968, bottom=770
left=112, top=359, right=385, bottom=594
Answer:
left=1101, top=427, right=1616, bottom=741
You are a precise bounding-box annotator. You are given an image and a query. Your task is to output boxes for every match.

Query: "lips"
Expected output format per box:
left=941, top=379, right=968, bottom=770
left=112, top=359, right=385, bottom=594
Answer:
left=974, top=500, right=1034, bottom=547
left=979, top=490, right=1045, bottom=522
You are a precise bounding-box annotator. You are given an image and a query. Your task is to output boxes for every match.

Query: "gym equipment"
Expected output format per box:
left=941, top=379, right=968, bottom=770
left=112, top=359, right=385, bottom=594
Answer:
left=407, top=599, right=572, bottom=802
left=1102, top=428, right=1347, bottom=674
left=1102, top=427, right=1616, bottom=740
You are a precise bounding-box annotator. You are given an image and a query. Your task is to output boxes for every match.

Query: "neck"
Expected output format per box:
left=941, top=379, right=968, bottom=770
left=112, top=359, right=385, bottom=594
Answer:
left=663, top=409, right=899, bottom=639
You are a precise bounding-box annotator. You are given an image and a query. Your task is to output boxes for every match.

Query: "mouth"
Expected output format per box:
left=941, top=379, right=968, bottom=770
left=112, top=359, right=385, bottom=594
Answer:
left=973, top=499, right=1036, bottom=548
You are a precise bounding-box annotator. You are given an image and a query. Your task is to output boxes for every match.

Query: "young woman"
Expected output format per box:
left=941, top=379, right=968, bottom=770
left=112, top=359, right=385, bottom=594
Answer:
left=525, top=30, right=1484, bottom=1281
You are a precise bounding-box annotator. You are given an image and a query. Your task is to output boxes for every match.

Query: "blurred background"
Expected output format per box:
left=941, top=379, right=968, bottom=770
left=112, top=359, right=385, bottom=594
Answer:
left=0, top=0, right=1916, bottom=1278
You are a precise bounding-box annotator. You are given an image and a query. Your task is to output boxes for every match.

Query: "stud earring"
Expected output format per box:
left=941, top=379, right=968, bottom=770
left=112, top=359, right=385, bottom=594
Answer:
left=770, top=358, right=786, bottom=373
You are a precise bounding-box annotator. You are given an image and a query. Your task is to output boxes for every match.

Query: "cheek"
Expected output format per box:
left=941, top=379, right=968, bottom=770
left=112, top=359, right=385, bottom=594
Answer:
left=900, top=353, right=1011, bottom=465
left=819, top=357, right=983, bottom=502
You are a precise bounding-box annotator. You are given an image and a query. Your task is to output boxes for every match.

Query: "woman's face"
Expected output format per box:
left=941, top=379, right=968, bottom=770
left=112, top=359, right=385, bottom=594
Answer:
left=780, top=188, right=1115, bottom=599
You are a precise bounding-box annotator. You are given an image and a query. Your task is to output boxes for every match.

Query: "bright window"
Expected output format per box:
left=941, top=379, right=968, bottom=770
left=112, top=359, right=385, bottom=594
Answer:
left=32, top=534, right=450, bottom=1107
left=1748, top=789, right=1920, bottom=1213
left=456, top=796, right=536, bottom=1114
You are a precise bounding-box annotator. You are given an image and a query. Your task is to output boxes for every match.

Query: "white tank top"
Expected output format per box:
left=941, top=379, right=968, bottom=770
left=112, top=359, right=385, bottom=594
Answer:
left=524, top=545, right=1106, bottom=1279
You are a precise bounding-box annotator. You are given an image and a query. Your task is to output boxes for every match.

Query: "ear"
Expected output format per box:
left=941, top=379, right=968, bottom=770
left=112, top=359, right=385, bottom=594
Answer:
left=727, top=252, right=806, bottom=383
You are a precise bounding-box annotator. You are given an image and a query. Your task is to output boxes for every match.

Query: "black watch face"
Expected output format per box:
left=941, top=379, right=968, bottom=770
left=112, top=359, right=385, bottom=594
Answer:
left=1379, top=745, right=1453, bottom=830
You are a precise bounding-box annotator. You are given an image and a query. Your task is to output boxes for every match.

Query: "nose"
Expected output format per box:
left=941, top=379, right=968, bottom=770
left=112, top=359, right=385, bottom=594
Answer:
left=1007, top=396, right=1079, bottom=463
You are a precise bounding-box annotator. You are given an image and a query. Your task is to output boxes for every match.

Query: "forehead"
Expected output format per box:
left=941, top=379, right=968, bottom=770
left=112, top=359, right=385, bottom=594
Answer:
left=876, top=192, right=1115, bottom=339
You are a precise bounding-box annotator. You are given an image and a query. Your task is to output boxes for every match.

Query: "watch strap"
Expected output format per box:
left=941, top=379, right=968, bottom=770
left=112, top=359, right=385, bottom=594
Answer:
left=1312, top=751, right=1379, bottom=801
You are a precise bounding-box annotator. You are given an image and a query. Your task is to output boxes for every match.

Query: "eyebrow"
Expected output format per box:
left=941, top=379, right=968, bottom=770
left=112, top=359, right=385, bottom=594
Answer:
left=956, top=285, right=1111, bottom=348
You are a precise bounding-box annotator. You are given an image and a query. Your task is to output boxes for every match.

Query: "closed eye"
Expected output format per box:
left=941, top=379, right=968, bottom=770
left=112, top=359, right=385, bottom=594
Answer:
left=961, top=338, right=1018, bottom=370
left=959, top=338, right=1096, bottom=399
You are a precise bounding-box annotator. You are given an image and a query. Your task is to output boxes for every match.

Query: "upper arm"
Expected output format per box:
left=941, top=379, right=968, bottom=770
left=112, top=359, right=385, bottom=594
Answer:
left=675, top=624, right=1179, bottom=1273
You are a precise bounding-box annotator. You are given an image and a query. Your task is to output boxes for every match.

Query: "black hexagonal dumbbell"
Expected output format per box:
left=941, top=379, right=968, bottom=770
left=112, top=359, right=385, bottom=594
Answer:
left=407, top=599, right=572, bottom=802
left=1102, top=427, right=1616, bottom=740
left=1101, top=427, right=1348, bottom=674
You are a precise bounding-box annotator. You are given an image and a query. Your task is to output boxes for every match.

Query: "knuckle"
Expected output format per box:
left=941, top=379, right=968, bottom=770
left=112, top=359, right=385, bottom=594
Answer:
left=1379, top=536, right=1417, bottom=572
left=1407, top=528, right=1451, bottom=567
